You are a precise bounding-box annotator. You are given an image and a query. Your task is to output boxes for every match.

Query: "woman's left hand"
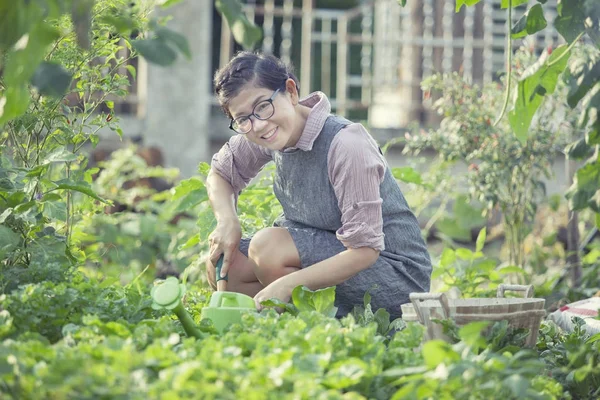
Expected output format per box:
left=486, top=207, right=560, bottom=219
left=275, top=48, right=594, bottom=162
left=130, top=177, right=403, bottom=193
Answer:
left=253, top=278, right=293, bottom=311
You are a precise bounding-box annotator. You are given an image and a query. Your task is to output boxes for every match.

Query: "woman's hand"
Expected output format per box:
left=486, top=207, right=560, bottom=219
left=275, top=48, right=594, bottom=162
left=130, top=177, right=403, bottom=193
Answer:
left=253, top=277, right=294, bottom=311
left=207, top=218, right=242, bottom=287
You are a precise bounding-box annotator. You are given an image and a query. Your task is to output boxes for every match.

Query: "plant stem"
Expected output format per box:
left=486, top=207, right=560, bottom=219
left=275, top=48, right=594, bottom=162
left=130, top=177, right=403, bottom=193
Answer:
left=493, top=0, right=513, bottom=127
left=547, top=32, right=585, bottom=68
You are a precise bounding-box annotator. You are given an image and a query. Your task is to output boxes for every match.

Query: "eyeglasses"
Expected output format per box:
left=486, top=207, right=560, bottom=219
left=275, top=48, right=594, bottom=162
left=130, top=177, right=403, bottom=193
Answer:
left=229, top=88, right=280, bottom=135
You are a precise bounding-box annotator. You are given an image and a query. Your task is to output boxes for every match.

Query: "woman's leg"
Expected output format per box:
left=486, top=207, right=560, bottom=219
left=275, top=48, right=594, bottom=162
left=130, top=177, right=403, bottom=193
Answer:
left=206, top=249, right=263, bottom=297
left=248, top=227, right=301, bottom=286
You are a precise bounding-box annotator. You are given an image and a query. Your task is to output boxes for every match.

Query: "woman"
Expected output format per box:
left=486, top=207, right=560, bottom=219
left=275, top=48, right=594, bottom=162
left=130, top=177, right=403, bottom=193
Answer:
left=206, top=51, right=431, bottom=320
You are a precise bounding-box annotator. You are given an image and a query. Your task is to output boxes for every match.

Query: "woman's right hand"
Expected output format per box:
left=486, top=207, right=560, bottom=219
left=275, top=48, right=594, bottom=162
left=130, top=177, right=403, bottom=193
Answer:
left=207, top=218, right=242, bottom=288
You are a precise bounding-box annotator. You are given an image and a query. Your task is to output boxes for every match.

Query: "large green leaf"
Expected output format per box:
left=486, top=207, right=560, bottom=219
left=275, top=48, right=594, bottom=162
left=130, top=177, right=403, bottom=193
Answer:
left=392, top=167, right=422, bottom=184
left=43, top=149, right=78, bottom=164
left=564, top=138, right=593, bottom=160
left=131, top=38, right=177, bottom=66
left=4, top=22, right=60, bottom=86
left=0, top=225, right=20, bottom=258
left=579, top=84, right=600, bottom=146
left=53, top=179, right=108, bottom=203
left=172, top=177, right=208, bottom=212
left=567, top=53, right=600, bottom=108
left=566, top=153, right=600, bottom=211
left=0, top=0, right=43, bottom=52
left=555, top=0, right=586, bottom=44
left=155, top=25, right=191, bottom=59
left=215, top=0, right=262, bottom=50
left=508, top=45, right=571, bottom=144
left=322, top=359, right=368, bottom=389
left=0, top=85, right=30, bottom=126
left=31, top=62, right=73, bottom=98
left=511, top=4, right=547, bottom=39
left=291, top=286, right=338, bottom=318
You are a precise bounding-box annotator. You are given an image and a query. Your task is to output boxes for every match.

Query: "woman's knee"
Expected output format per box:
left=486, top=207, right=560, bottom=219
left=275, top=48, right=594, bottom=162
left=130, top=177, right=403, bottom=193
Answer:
left=248, top=227, right=300, bottom=282
left=248, top=227, right=283, bottom=267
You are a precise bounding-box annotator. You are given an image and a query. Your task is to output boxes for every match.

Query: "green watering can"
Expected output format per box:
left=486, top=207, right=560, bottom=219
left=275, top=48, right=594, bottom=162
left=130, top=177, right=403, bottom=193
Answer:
left=151, top=255, right=257, bottom=336
left=200, top=255, right=257, bottom=332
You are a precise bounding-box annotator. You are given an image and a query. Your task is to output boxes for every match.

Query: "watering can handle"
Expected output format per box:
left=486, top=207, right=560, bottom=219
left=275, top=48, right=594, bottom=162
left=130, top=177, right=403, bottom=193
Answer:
left=215, top=254, right=228, bottom=282
left=496, top=284, right=534, bottom=298
left=215, top=254, right=228, bottom=292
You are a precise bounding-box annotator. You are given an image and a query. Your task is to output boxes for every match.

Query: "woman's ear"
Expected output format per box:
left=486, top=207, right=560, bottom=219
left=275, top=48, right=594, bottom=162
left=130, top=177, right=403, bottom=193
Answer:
left=285, top=78, right=299, bottom=105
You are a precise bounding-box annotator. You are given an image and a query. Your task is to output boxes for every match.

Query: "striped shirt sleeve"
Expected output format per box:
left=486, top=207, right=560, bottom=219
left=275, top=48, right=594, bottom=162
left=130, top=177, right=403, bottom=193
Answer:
left=210, top=134, right=273, bottom=196
left=327, top=123, right=386, bottom=251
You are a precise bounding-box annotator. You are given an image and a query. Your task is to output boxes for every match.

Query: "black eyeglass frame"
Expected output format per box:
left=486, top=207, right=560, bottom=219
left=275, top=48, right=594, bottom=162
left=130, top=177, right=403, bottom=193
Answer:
left=229, top=88, right=281, bottom=134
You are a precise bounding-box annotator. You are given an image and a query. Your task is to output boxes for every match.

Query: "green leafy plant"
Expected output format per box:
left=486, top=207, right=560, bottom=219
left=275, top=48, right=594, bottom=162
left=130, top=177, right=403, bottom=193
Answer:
left=432, top=228, right=527, bottom=297
left=404, top=47, right=578, bottom=267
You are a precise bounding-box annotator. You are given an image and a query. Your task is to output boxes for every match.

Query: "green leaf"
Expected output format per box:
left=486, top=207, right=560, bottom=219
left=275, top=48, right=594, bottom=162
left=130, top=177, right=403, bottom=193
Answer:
left=99, top=14, right=136, bottom=35
left=31, top=62, right=72, bottom=97
left=131, top=38, right=177, bottom=66
left=323, top=359, right=368, bottom=389
left=455, top=0, right=482, bottom=12
left=291, top=286, right=338, bottom=317
left=456, top=248, right=473, bottom=260
left=504, top=374, right=530, bottom=397
left=555, top=0, right=586, bottom=44
left=172, top=177, right=207, bottom=212
left=453, top=195, right=486, bottom=229
left=458, top=321, right=489, bottom=349
left=215, top=0, right=262, bottom=50
left=0, top=1, right=41, bottom=52
left=0, top=85, right=30, bottom=126
left=508, top=45, right=571, bottom=144
left=422, top=340, right=459, bottom=368
left=498, top=265, right=526, bottom=275
left=501, top=0, right=529, bottom=8
left=126, top=64, right=136, bottom=80
left=160, top=0, right=185, bottom=7
left=53, top=179, right=108, bottom=203
left=439, top=248, right=456, bottom=268
left=392, top=167, right=422, bottom=184
left=566, top=156, right=600, bottom=210
left=475, top=227, right=486, bottom=253
left=565, top=138, right=593, bottom=160
left=397, top=0, right=407, bottom=6
left=511, top=4, right=547, bottom=39
left=436, top=217, right=471, bottom=242
left=155, top=25, right=191, bottom=59
left=4, top=22, right=60, bottom=86
left=566, top=53, right=600, bottom=108
left=0, top=225, right=20, bottom=258
left=43, top=148, right=78, bottom=164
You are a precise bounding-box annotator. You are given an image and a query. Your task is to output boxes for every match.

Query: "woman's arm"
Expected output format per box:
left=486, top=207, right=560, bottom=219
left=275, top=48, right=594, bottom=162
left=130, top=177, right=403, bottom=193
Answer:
left=278, top=247, right=380, bottom=291
left=207, top=136, right=272, bottom=277
left=206, top=169, right=239, bottom=223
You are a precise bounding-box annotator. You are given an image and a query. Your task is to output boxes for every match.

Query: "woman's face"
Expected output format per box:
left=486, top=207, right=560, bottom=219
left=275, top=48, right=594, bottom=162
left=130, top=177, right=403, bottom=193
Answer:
left=227, top=80, right=301, bottom=151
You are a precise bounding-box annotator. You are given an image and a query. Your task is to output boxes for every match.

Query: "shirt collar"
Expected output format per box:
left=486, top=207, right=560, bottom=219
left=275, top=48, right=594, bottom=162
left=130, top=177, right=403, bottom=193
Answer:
left=284, top=91, right=331, bottom=152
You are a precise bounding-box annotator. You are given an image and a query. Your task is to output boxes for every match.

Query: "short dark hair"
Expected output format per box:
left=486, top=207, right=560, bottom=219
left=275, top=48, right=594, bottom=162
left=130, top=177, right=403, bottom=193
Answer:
left=213, top=51, right=300, bottom=117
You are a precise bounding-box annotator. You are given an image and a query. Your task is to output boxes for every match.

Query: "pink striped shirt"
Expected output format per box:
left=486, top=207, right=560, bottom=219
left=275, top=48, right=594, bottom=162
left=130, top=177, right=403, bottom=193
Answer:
left=211, top=91, right=386, bottom=250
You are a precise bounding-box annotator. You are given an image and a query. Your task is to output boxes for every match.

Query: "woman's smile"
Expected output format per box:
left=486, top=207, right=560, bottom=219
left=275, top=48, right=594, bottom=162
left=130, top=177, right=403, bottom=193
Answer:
left=261, top=127, right=278, bottom=142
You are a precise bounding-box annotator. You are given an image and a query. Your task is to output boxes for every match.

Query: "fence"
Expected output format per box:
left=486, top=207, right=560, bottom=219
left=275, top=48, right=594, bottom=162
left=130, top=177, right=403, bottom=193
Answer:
left=216, top=0, right=560, bottom=128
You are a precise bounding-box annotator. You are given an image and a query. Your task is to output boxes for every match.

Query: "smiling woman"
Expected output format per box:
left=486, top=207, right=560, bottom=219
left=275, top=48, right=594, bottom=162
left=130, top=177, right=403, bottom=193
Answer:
left=205, top=51, right=432, bottom=320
